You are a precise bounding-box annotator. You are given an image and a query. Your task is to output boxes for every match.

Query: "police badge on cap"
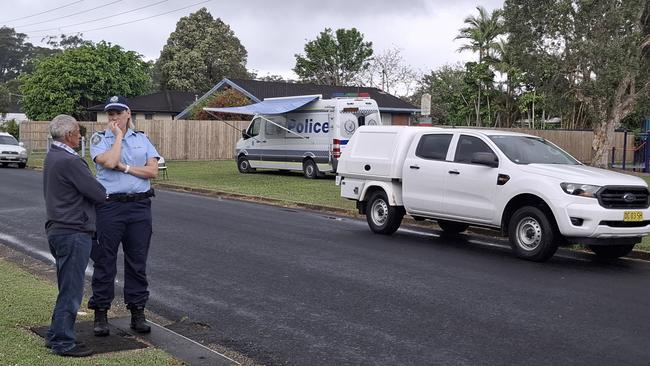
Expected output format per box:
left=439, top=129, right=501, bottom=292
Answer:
left=104, top=95, right=129, bottom=111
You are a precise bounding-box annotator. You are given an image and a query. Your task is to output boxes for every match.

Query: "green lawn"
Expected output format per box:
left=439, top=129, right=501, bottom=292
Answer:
left=0, top=258, right=181, bottom=365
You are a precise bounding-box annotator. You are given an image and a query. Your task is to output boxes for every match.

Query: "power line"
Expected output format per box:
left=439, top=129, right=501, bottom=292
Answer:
left=14, top=0, right=124, bottom=28
left=0, top=1, right=84, bottom=24
left=56, top=0, right=211, bottom=35
left=1, top=0, right=211, bottom=41
left=22, top=0, right=170, bottom=33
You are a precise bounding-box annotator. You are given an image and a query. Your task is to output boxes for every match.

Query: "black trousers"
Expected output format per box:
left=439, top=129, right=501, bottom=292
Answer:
left=88, top=199, right=152, bottom=310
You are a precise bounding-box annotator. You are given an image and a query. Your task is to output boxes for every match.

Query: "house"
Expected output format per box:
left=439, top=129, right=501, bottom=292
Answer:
left=1, top=99, right=28, bottom=123
left=175, top=78, right=419, bottom=125
left=88, top=91, right=198, bottom=122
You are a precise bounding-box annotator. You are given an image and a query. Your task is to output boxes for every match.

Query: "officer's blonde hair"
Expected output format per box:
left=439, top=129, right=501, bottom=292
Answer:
left=49, top=114, right=78, bottom=141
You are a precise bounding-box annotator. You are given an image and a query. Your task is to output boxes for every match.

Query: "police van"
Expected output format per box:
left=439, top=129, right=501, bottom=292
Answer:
left=204, top=93, right=382, bottom=178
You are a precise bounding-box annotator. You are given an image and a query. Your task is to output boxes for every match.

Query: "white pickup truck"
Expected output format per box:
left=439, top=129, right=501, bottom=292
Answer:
left=336, top=126, right=650, bottom=261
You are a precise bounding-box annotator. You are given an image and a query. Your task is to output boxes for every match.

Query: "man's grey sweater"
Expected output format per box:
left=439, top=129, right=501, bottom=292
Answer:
left=43, top=144, right=106, bottom=235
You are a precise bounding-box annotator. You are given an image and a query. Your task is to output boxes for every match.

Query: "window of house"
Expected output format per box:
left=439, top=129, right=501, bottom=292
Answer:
left=145, top=113, right=154, bottom=120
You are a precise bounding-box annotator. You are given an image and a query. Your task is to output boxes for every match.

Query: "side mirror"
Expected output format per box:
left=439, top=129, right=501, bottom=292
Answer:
left=18, top=142, right=24, bottom=147
left=241, top=129, right=249, bottom=140
left=471, top=152, right=498, bottom=167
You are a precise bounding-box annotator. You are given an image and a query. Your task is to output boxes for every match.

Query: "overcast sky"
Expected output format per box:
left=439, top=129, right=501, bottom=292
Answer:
left=2, top=0, right=504, bottom=79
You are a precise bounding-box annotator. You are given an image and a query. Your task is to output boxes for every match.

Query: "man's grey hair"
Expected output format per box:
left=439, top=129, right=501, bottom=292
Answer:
left=49, top=114, right=78, bottom=141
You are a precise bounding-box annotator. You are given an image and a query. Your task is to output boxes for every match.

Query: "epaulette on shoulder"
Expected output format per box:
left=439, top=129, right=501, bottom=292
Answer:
left=135, top=130, right=145, bottom=134
left=94, top=131, right=106, bottom=135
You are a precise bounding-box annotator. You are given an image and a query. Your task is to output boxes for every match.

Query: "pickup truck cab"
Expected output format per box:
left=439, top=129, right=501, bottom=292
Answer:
left=336, top=126, right=650, bottom=261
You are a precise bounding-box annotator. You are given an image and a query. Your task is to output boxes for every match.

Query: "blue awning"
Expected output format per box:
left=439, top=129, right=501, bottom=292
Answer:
left=203, top=95, right=320, bottom=115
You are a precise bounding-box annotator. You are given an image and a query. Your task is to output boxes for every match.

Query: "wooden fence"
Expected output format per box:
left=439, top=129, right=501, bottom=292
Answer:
left=19, top=119, right=249, bottom=160
left=19, top=120, right=633, bottom=164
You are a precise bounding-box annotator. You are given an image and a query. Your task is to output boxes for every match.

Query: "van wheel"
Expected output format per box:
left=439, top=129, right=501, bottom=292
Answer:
left=508, top=206, right=558, bottom=262
left=237, top=156, right=254, bottom=173
left=366, top=190, right=404, bottom=235
left=588, top=244, right=634, bottom=260
left=303, top=159, right=320, bottom=179
left=18, top=162, right=26, bottom=169
left=438, top=220, right=469, bottom=234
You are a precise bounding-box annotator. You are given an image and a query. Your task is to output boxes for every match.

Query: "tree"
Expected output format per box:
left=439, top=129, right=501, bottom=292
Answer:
left=156, top=8, right=249, bottom=93
left=0, top=83, right=9, bottom=116
left=19, top=42, right=151, bottom=120
left=504, top=0, right=650, bottom=167
left=455, top=6, right=504, bottom=126
left=358, top=46, right=419, bottom=97
left=414, top=64, right=473, bottom=125
left=294, top=28, right=373, bottom=86
left=0, top=27, right=59, bottom=83
left=189, top=88, right=250, bottom=120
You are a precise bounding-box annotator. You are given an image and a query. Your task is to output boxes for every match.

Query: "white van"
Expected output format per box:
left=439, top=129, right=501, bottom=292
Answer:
left=204, top=94, right=382, bottom=178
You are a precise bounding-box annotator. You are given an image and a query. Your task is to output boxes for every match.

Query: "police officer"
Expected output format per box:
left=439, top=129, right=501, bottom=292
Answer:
left=88, top=95, right=160, bottom=336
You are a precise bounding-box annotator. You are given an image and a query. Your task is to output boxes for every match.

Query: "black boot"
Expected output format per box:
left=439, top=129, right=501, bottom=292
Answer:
left=93, top=309, right=110, bottom=337
left=130, top=306, right=151, bottom=333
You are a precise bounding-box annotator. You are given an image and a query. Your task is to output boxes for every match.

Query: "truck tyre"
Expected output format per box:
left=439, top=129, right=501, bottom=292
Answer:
left=237, top=156, right=254, bottom=173
left=437, top=220, right=469, bottom=234
left=508, top=206, right=559, bottom=262
left=588, top=244, right=634, bottom=260
left=303, top=159, right=320, bottom=179
left=366, top=190, right=404, bottom=235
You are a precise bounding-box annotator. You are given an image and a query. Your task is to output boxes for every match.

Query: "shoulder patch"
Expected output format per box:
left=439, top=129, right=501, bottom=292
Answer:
left=91, top=133, right=103, bottom=145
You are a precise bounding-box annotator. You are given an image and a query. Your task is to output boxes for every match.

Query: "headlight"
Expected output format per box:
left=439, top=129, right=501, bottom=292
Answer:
left=19, top=149, right=27, bottom=157
left=560, top=183, right=601, bottom=198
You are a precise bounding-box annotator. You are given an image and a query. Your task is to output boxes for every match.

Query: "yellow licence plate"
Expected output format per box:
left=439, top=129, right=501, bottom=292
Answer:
left=624, top=211, right=643, bottom=222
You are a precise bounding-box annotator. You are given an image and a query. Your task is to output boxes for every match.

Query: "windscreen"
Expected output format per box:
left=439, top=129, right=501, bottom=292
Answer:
left=489, top=135, right=580, bottom=165
left=0, top=135, right=18, bottom=145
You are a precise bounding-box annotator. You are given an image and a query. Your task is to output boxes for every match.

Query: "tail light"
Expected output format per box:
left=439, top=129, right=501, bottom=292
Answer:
left=332, top=139, right=341, bottom=158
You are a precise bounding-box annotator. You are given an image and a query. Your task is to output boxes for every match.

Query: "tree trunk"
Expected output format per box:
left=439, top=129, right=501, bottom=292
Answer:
left=476, top=86, right=482, bottom=127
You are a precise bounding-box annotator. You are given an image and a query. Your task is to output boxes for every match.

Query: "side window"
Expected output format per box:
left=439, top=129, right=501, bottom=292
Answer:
left=264, top=116, right=286, bottom=138
left=247, top=118, right=261, bottom=137
left=454, top=135, right=494, bottom=164
left=415, top=134, right=453, bottom=160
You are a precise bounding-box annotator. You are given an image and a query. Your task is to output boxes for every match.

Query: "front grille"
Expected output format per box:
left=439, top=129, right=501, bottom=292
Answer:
left=597, top=186, right=649, bottom=209
left=1, top=151, right=18, bottom=155
left=599, top=220, right=650, bottom=227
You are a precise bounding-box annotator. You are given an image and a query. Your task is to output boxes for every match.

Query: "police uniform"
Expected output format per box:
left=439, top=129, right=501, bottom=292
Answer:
left=87, top=127, right=160, bottom=312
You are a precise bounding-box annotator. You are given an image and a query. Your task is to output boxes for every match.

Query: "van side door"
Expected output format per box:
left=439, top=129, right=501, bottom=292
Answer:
left=243, top=117, right=263, bottom=166
left=402, top=132, right=454, bottom=216
left=444, top=134, right=499, bottom=222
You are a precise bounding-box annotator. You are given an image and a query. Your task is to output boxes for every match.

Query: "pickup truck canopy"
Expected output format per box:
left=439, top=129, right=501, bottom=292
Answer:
left=203, top=95, right=320, bottom=115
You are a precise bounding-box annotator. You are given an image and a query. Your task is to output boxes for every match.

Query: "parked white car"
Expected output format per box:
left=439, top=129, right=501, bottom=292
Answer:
left=0, top=132, right=28, bottom=168
left=337, top=126, right=650, bottom=261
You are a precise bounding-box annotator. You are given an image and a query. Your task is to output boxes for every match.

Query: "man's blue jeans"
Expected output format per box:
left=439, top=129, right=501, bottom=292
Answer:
left=45, top=232, right=92, bottom=354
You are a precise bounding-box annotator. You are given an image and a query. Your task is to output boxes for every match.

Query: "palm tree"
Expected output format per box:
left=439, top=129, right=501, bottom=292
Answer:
left=455, top=6, right=503, bottom=126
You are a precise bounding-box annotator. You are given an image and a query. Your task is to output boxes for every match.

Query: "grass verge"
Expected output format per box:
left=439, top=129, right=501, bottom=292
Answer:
left=0, top=258, right=180, bottom=365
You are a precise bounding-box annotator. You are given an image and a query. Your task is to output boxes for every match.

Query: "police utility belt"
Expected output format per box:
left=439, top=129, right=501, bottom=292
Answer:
left=106, top=189, right=155, bottom=202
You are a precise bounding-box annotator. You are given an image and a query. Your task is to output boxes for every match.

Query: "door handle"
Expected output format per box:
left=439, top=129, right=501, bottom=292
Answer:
left=409, top=165, right=420, bottom=169
left=448, top=170, right=460, bottom=175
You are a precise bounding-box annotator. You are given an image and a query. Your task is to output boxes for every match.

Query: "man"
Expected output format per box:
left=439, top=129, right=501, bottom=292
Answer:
left=88, top=95, right=160, bottom=336
left=43, top=114, right=106, bottom=357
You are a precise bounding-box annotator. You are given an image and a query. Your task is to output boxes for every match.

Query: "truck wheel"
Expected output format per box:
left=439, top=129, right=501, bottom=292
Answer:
left=237, top=156, right=254, bottom=173
left=508, top=206, right=558, bottom=262
left=303, top=159, right=320, bottom=179
left=588, top=244, right=634, bottom=260
left=366, top=190, right=404, bottom=235
left=437, top=220, right=469, bottom=234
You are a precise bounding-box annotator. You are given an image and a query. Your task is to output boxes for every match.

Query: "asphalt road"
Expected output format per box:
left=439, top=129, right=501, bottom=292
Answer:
left=1, top=166, right=649, bottom=366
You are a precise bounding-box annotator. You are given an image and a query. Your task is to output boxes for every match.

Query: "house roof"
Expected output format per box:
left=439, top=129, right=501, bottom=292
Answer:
left=176, top=78, right=419, bottom=119
left=88, top=91, right=198, bottom=114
